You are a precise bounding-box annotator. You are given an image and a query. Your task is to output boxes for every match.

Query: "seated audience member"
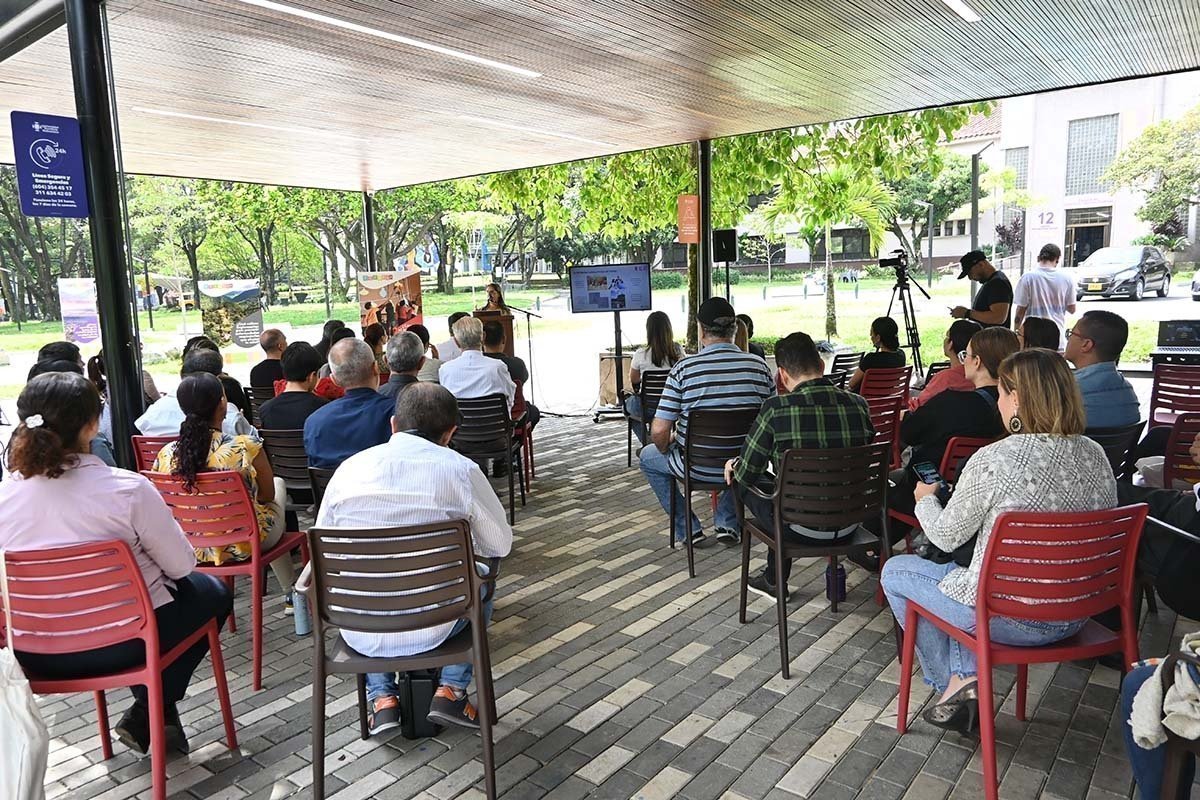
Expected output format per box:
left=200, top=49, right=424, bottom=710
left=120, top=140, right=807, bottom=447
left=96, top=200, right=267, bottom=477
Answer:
left=136, top=348, right=258, bottom=437
left=26, top=358, right=117, bottom=466
left=1019, top=316, right=1061, bottom=350
left=407, top=323, right=443, bottom=383
left=36, top=340, right=83, bottom=368
left=736, top=313, right=767, bottom=359
left=881, top=349, right=1116, bottom=732
left=152, top=373, right=297, bottom=600
left=911, top=320, right=980, bottom=410
left=0, top=372, right=229, bottom=755
left=316, top=383, right=513, bottom=734
left=734, top=319, right=751, bottom=353
left=87, top=349, right=161, bottom=423
left=318, top=327, right=357, bottom=379
left=304, top=338, right=396, bottom=469
left=848, top=316, right=906, bottom=392
left=889, top=327, right=1020, bottom=543
left=363, top=322, right=389, bottom=379
left=440, top=317, right=516, bottom=410
left=436, top=312, right=470, bottom=362
left=1065, top=309, right=1140, bottom=428
left=1122, top=637, right=1200, bottom=800
left=627, top=311, right=685, bottom=444
left=314, top=319, right=346, bottom=364
left=250, top=328, right=287, bottom=387
left=184, top=336, right=252, bottom=419
left=482, top=321, right=540, bottom=430
left=379, top=331, right=425, bottom=401
left=641, top=297, right=773, bottom=548
left=727, top=332, right=874, bottom=599
left=258, top=342, right=327, bottom=430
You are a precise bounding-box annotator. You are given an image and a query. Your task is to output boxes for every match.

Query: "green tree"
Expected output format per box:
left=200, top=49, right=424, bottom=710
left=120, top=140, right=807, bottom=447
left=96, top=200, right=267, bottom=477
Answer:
left=883, top=153, right=973, bottom=271
left=1104, top=103, right=1200, bottom=236
left=128, top=177, right=213, bottom=292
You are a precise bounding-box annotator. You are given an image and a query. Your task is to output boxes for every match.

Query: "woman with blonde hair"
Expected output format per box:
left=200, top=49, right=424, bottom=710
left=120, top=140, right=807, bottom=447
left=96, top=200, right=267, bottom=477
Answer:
left=881, top=348, right=1116, bottom=733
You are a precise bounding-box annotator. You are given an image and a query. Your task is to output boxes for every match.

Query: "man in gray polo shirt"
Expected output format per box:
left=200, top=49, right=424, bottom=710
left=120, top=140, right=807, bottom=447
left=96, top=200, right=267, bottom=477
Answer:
left=639, top=297, right=774, bottom=547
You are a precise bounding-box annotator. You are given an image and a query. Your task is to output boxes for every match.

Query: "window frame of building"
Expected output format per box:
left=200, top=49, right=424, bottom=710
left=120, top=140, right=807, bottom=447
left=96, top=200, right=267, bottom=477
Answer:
left=1065, top=115, right=1119, bottom=196
left=956, top=220, right=967, bottom=236
left=1004, top=146, right=1029, bottom=191
left=812, top=228, right=873, bottom=261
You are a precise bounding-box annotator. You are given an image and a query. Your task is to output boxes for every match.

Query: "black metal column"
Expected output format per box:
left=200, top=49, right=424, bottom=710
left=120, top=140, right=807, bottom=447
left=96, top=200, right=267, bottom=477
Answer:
left=697, top=139, right=713, bottom=303
left=361, top=191, right=378, bottom=272
left=65, top=0, right=140, bottom=469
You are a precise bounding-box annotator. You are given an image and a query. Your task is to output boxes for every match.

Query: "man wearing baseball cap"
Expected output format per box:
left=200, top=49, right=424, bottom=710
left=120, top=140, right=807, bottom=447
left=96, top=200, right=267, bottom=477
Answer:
left=641, top=297, right=774, bottom=549
left=950, top=250, right=1012, bottom=329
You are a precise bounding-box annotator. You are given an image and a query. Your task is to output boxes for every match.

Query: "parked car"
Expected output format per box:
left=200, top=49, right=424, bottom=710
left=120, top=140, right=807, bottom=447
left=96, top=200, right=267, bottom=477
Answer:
left=1075, top=245, right=1171, bottom=301
left=1192, top=269, right=1200, bottom=302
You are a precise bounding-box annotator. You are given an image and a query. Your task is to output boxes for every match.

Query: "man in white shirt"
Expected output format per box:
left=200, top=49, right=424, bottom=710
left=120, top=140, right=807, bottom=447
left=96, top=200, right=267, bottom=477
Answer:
left=1013, top=243, right=1076, bottom=349
left=434, top=312, right=470, bottom=363
left=315, top=383, right=513, bottom=735
left=439, top=316, right=516, bottom=410
left=135, top=349, right=257, bottom=437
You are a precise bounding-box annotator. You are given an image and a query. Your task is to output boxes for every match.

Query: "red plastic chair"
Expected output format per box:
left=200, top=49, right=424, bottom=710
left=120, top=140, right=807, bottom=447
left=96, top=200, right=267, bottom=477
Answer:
left=145, top=470, right=307, bottom=691
left=1163, top=412, right=1200, bottom=488
left=887, top=436, right=998, bottom=534
left=1149, top=364, right=1200, bottom=429
left=867, top=395, right=905, bottom=469
left=132, top=435, right=177, bottom=472
left=1, top=541, right=237, bottom=800
left=896, top=504, right=1149, bottom=800
left=860, top=366, right=913, bottom=400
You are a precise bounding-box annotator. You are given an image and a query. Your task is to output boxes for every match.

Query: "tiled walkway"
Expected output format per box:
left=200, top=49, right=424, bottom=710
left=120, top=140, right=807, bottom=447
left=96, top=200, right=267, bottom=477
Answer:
left=41, top=415, right=1196, bottom=799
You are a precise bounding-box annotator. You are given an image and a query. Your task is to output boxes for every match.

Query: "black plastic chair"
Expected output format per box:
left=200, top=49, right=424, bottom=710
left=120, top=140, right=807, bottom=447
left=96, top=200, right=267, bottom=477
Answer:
left=736, top=443, right=891, bottom=677
left=924, top=361, right=951, bottom=382
left=830, top=351, right=864, bottom=375
left=308, top=466, right=337, bottom=517
left=451, top=394, right=525, bottom=525
left=300, top=522, right=497, bottom=799
left=260, top=429, right=312, bottom=509
left=1085, top=420, right=1147, bottom=482
left=248, top=386, right=276, bottom=427
left=626, top=370, right=670, bottom=467
left=669, top=406, right=760, bottom=578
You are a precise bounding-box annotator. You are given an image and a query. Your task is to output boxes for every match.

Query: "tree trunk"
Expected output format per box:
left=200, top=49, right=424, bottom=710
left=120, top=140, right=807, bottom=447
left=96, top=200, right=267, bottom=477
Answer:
left=824, top=224, right=838, bottom=339
left=183, top=240, right=201, bottom=295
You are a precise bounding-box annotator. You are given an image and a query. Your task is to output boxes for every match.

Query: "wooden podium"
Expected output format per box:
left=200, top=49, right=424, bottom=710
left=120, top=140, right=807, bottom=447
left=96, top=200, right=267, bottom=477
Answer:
left=473, top=310, right=514, bottom=357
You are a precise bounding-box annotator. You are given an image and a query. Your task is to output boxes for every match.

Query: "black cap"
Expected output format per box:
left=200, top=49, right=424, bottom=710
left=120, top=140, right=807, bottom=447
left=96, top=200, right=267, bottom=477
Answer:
left=697, top=296, right=736, bottom=325
left=958, top=250, right=987, bottom=279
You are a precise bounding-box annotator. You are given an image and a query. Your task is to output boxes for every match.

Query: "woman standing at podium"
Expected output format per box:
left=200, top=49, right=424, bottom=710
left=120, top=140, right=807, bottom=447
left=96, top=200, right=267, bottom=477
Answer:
left=479, top=283, right=511, bottom=315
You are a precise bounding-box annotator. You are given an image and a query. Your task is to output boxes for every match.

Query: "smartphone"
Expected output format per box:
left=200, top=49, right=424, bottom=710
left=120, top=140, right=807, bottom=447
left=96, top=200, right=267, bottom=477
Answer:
left=912, top=461, right=943, bottom=485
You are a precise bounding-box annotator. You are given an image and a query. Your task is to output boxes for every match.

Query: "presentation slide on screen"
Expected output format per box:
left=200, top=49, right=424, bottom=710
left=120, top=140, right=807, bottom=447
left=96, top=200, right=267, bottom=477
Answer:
left=569, top=263, right=652, bottom=313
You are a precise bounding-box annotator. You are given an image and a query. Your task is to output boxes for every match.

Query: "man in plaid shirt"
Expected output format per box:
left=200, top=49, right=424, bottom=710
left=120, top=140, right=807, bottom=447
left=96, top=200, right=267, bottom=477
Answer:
left=725, top=332, right=875, bottom=600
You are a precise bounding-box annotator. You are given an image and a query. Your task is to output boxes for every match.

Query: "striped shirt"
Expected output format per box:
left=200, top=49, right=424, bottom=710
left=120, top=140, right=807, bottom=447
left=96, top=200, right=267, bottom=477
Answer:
left=655, top=342, right=774, bottom=480
left=315, top=432, right=513, bottom=658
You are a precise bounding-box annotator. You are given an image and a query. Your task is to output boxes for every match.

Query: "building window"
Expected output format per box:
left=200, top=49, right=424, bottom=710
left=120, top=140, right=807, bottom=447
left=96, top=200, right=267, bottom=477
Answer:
left=957, top=220, right=967, bottom=236
left=931, top=223, right=941, bottom=237
left=1005, top=147, right=1029, bottom=191
left=812, top=228, right=872, bottom=261
left=1065, top=115, right=1119, bottom=196
left=944, top=221, right=954, bottom=237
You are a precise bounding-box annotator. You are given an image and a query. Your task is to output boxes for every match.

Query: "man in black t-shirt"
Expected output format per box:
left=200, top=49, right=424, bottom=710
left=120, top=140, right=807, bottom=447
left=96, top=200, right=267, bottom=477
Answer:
left=481, top=321, right=539, bottom=430
left=950, top=250, right=1012, bottom=329
left=258, top=342, right=327, bottom=430
left=250, top=328, right=287, bottom=387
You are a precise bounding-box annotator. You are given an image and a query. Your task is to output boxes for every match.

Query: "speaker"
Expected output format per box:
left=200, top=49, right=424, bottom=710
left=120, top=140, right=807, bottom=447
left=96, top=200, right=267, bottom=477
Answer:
left=713, top=229, right=737, bottom=263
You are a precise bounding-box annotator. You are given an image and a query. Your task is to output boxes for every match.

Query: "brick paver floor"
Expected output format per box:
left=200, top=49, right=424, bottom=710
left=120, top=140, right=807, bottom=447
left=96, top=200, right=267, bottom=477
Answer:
left=40, top=415, right=1198, bottom=799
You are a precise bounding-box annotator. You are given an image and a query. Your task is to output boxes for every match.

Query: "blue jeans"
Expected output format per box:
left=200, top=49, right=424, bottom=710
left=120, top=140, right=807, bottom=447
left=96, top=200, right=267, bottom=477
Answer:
left=639, top=444, right=737, bottom=541
left=881, top=555, right=1085, bottom=693
left=366, top=593, right=494, bottom=700
left=1123, top=663, right=1197, bottom=799
left=625, top=396, right=647, bottom=445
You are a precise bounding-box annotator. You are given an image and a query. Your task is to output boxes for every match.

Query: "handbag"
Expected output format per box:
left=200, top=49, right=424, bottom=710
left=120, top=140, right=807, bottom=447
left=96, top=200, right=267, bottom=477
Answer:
left=0, top=551, right=50, bottom=800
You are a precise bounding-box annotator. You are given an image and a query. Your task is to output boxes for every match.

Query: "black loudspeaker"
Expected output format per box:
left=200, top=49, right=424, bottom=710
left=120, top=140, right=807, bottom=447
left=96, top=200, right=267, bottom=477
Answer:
left=713, top=229, right=737, bottom=263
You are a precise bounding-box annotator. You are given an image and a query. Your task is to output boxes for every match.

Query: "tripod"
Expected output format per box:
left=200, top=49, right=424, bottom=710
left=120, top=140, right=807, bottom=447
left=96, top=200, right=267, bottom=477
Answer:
left=887, top=268, right=930, bottom=378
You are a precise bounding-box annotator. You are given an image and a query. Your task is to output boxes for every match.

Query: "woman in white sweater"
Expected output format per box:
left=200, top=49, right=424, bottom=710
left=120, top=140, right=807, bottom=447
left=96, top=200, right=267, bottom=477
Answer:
left=881, top=348, right=1118, bottom=733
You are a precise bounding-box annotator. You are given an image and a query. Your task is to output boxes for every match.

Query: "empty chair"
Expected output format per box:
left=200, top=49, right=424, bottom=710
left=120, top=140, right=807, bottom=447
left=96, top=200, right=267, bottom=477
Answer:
left=1149, top=364, right=1200, bottom=429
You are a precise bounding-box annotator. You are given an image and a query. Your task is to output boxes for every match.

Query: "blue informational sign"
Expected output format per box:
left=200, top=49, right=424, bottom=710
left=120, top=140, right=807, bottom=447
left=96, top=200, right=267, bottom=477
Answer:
left=10, top=111, right=90, bottom=218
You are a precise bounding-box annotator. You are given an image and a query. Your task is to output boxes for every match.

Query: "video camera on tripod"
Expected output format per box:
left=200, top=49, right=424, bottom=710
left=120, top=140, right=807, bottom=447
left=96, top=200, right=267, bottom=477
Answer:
left=882, top=250, right=931, bottom=378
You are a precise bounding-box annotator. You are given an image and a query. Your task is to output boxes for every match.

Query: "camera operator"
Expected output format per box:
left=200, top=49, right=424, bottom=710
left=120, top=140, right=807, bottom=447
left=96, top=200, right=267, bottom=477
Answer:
left=950, top=250, right=1012, bottom=329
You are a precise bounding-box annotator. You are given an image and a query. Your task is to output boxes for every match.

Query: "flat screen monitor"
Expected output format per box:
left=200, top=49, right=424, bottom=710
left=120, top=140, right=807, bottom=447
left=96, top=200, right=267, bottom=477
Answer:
left=568, top=263, right=652, bottom=313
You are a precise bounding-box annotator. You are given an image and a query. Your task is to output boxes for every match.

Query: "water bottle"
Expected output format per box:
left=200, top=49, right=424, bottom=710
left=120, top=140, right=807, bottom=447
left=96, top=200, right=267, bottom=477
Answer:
left=836, top=565, right=847, bottom=602
left=825, top=563, right=847, bottom=602
left=293, top=590, right=312, bottom=636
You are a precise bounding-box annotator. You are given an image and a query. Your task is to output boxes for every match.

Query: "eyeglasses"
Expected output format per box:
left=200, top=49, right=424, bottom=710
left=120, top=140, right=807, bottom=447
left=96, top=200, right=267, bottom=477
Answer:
left=1066, top=328, right=1092, bottom=342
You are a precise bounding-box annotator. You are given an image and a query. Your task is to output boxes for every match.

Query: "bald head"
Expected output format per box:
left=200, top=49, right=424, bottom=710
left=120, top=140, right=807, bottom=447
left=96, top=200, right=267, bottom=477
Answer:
left=329, top=338, right=377, bottom=389
left=260, top=328, right=286, bottom=356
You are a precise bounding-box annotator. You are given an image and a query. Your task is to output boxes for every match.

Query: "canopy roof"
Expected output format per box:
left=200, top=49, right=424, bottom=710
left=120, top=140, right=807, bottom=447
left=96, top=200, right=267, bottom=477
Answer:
left=2, top=0, right=1199, bottom=191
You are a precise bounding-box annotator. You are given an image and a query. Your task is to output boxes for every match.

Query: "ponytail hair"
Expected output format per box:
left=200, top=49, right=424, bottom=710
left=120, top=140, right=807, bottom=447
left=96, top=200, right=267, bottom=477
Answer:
left=6, top=372, right=101, bottom=479
left=172, top=373, right=225, bottom=491
left=87, top=352, right=108, bottom=396
left=871, top=316, right=901, bottom=351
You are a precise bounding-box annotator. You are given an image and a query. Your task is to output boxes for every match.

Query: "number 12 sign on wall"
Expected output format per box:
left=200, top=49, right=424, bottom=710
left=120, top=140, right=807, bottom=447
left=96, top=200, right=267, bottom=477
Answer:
left=10, top=111, right=91, bottom=219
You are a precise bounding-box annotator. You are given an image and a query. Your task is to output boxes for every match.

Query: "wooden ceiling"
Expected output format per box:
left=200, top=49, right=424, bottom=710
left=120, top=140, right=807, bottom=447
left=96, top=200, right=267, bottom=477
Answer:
left=2, top=0, right=1199, bottom=191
